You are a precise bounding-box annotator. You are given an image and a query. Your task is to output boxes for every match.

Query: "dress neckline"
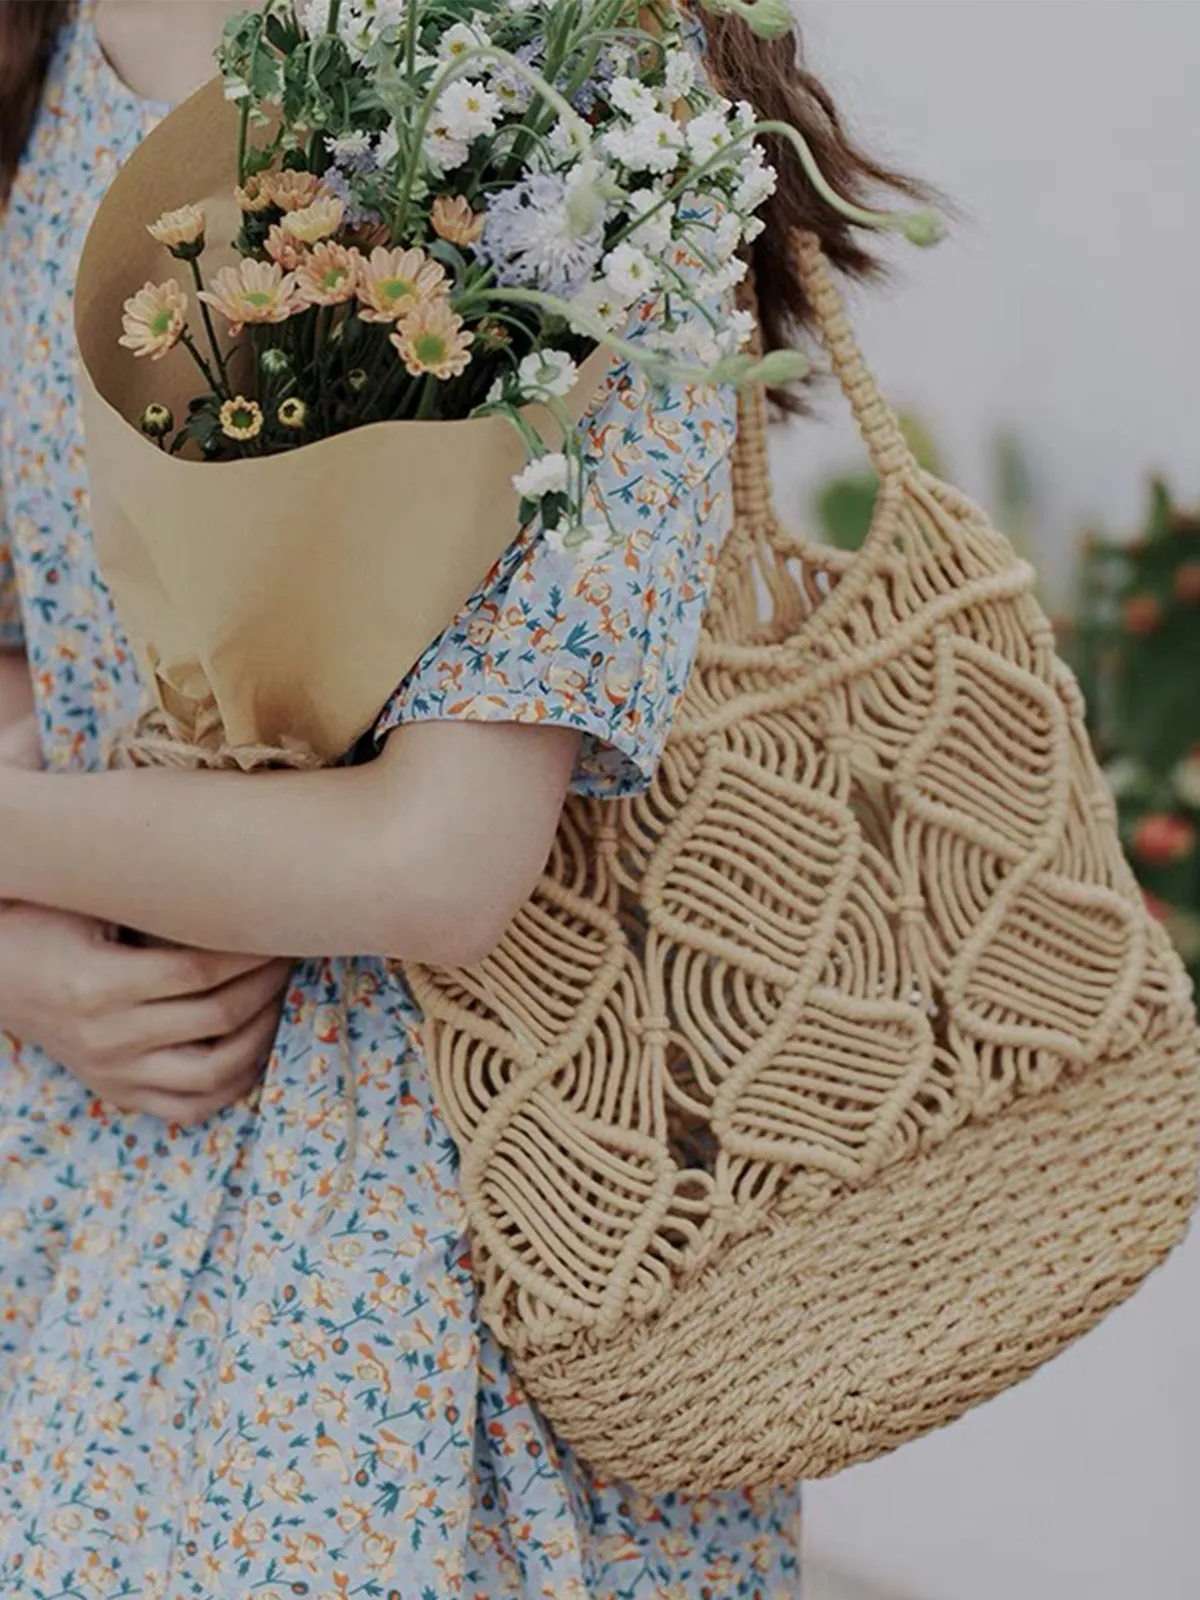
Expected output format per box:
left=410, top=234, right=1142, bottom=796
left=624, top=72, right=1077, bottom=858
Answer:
left=80, top=0, right=175, bottom=119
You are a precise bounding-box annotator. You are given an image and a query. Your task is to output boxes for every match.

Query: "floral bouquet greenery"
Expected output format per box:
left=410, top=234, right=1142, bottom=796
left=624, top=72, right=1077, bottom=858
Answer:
left=76, top=0, right=881, bottom=762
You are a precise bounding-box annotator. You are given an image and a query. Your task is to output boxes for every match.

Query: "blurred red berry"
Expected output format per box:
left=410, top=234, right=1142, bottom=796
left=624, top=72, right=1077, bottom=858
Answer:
left=1122, top=594, right=1161, bottom=635
left=1133, top=812, right=1196, bottom=866
left=1174, top=562, right=1200, bottom=603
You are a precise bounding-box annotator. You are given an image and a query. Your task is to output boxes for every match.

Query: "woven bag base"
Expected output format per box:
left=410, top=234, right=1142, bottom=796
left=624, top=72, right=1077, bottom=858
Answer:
left=514, top=1023, right=1200, bottom=1492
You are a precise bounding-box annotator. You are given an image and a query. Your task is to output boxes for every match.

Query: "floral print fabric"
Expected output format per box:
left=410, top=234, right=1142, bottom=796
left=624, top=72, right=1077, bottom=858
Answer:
left=0, top=10, right=803, bottom=1598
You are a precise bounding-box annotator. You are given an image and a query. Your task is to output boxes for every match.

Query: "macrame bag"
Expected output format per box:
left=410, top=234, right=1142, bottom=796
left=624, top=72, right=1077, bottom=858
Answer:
left=406, top=230, right=1200, bottom=1493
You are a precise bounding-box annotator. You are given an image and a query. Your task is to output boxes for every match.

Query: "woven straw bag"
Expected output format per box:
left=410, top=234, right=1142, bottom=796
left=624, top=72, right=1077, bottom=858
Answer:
left=406, top=231, right=1200, bottom=1493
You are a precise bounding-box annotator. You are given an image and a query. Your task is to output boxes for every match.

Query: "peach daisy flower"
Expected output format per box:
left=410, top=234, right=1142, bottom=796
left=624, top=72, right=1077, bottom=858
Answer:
left=146, top=203, right=206, bottom=255
left=198, top=259, right=301, bottom=336
left=430, top=195, right=484, bottom=247
left=356, top=246, right=446, bottom=324
left=219, top=396, right=264, bottom=441
left=390, top=299, right=473, bottom=379
left=234, top=175, right=274, bottom=213
left=295, top=241, right=362, bottom=307
left=281, top=195, right=345, bottom=245
left=266, top=169, right=326, bottom=213
left=119, top=280, right=189, bottom=361
left=265, top=223, right=308, bottom=271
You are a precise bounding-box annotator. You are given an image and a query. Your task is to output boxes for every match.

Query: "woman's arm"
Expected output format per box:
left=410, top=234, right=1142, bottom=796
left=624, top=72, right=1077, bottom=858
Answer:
left=0, top=719, right=579, bottom=965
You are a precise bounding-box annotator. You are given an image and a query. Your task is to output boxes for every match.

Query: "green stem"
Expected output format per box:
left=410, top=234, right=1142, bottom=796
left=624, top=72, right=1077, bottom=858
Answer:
left=178, top=329, right=222, bottom=395
left=188, top=258, right=233, bottom=397
left=608, top=119, right=939, bottom=252
left=414, top=372, right=440, bottom=419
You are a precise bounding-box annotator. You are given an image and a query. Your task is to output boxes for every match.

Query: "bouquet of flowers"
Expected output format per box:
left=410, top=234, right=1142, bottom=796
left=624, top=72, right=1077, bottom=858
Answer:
left=74, top=0, right=850, bottom=763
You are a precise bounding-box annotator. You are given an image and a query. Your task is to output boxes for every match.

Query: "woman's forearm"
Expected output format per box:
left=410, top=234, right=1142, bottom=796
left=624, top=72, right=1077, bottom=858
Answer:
left=0, top=649, right=33, bottom=730
left=0, top=720, right=576, bottom=962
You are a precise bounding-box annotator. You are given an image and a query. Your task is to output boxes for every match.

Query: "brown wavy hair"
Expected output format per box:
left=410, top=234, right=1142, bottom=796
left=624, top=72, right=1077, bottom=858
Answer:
left=0, top=2, right=923, bottom=400
left=0, top=0, right=68, bottom=205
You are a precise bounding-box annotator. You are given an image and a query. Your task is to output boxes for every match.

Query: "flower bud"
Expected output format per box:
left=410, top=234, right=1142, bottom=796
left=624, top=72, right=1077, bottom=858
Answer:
left=138, top=403, right=174, bottom=440
left=260, top=347, right=291, bottom=376
left=903, top=211, right=946, bottom=248
left=277, top=397, right=308, bottom=430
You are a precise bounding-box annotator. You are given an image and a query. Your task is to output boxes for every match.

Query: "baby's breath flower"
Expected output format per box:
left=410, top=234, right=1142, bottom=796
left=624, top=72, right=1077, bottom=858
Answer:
left=138, top=403, right=173, bottom=439
left=277, top=397, right=308, bottom=430
left=219, top=396, right=264, bottom=442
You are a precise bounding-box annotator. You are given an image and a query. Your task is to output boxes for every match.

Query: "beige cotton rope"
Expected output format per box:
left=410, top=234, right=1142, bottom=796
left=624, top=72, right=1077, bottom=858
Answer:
left=404, top=231, right=1200, bottom=1492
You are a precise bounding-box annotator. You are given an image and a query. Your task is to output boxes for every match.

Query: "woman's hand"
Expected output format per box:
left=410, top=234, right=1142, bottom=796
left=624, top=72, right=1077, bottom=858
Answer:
left=0, top=714, right=42, bottom=770
left=0, top=902, right=291, bottom=1124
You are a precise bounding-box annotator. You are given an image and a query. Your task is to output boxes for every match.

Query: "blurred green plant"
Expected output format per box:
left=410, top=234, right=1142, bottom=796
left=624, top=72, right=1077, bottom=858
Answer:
left=1064, top=479, right=1200, bottom=979
left=811, top=415, right=1037, bottom=561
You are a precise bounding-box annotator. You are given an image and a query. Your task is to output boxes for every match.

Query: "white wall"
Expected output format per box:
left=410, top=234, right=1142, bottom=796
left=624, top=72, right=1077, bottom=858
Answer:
left=773, top=0, right=1200, bottom=605
left=783, top=5, right=1200, bottom=1597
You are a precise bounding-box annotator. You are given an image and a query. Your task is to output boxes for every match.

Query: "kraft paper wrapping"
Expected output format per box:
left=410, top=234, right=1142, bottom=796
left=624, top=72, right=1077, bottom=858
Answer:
left=74, top=78, right=609, bottom=762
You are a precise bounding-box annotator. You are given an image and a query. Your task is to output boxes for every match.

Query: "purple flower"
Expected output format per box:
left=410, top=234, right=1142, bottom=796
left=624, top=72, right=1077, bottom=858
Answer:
left=479, top=172, right=604, bottom=298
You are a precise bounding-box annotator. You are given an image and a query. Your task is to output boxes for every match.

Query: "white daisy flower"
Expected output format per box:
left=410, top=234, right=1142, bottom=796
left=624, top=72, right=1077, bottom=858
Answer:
left=424, top=125, right=471, bottom=173
left=546, top=118, right=591, bottom=164
left=518, top=348, right=578, bottom=397
left=439, top=21, right=487, bottom=61
left=602, top=112, right=685, bottom=175
left=567, top=279, right=627, bottom=334
left=437, top=79, right=500, bottom=142
left=733, top=150, right=777, bottom=211
left=713, top=209, right=743, bottom=261
left=603, top=242, right=658, bottom=301
left=626, top=187, right=674, bottom=253
left=723, top=307, right=757, bottom=352
left=662, top=50, right=697, bottom=101
left=685, top=106, right=733, bottom=165
left=609, top=76, right=658, bottom=119
left=512, top=452, right=571, bottom=499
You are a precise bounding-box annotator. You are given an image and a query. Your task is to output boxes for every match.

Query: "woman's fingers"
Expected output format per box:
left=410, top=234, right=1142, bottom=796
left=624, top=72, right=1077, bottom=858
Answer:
left=101, top=937, right=284, bottom=1006
left=101, top=959, right=292, bottom=1060
left=104, top=999, right=283, bottom=1124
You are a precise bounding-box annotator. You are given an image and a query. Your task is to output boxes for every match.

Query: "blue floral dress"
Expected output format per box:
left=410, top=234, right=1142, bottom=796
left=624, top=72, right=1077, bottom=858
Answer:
left=0, top=9, right=803, bottom=1597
